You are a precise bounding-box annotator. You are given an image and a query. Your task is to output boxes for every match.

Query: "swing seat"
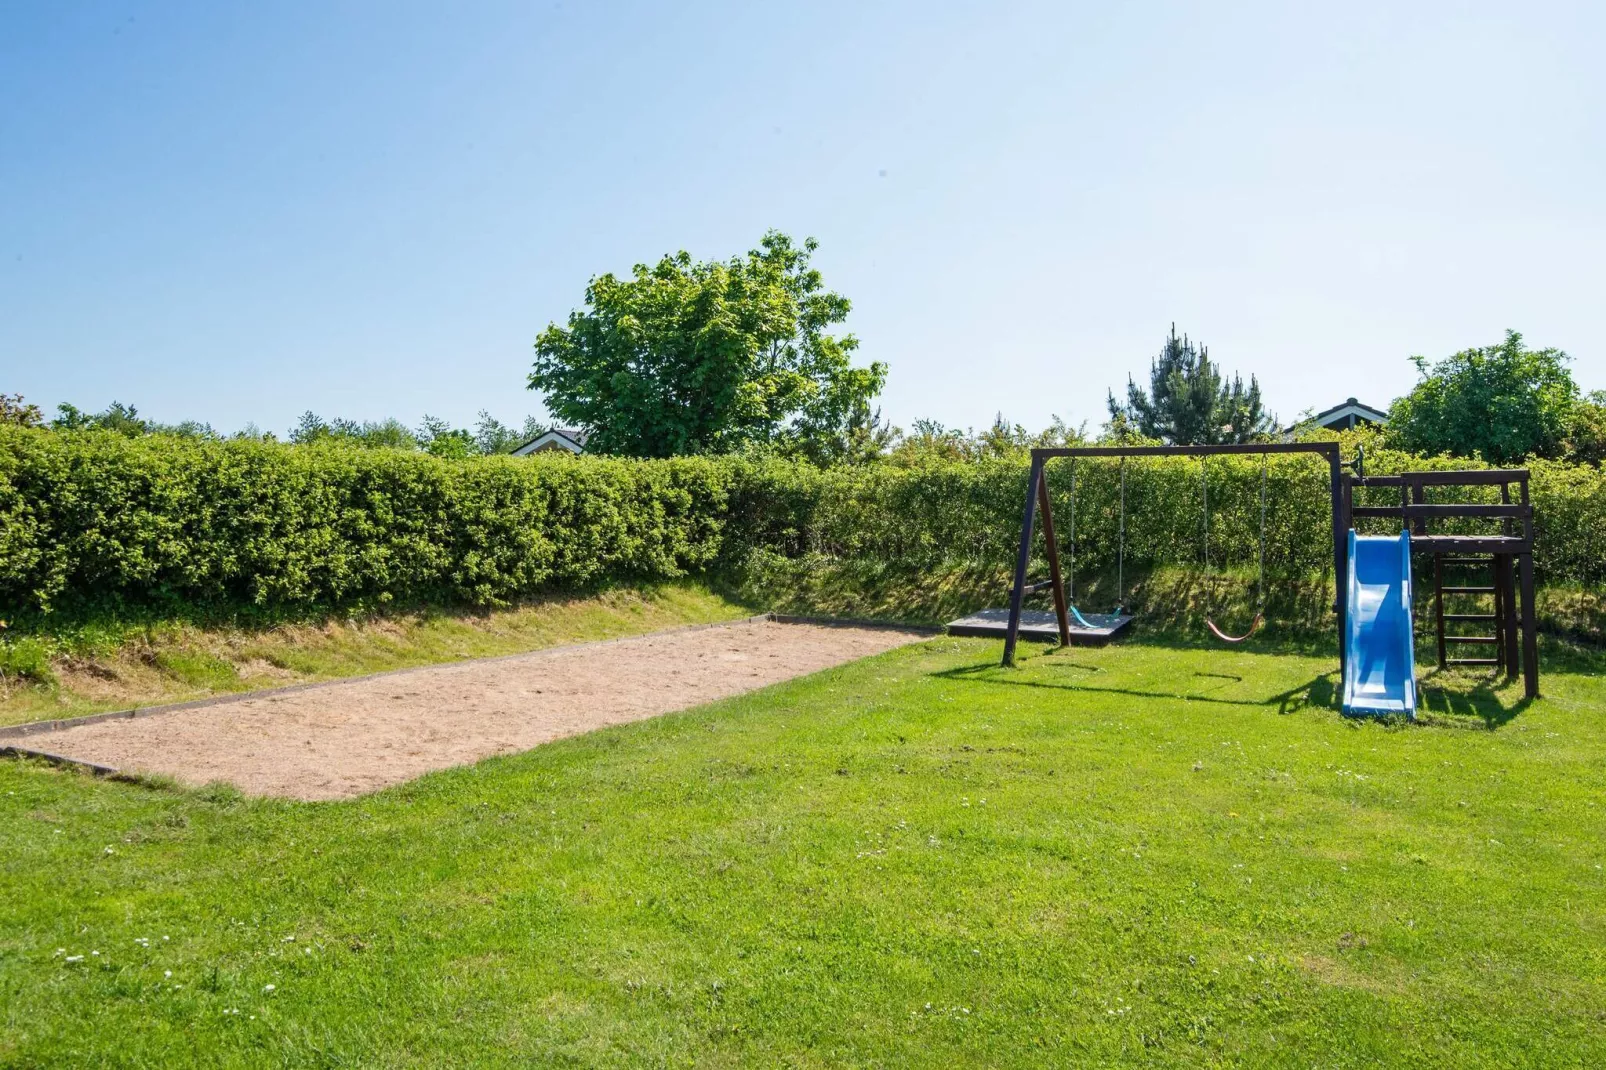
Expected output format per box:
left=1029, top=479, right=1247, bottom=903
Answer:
left=1205, top=613, right=1263, bottom=644
left=950, top=607, right=1133, bottom=644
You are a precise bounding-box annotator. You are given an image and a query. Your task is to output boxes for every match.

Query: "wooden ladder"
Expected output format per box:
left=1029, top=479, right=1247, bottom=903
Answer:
left=1432, top=555, right=1506, bottom=669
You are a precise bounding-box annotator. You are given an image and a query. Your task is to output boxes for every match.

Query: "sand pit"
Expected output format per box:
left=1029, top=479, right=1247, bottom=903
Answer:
left=25, top=619, right=925, bottom=801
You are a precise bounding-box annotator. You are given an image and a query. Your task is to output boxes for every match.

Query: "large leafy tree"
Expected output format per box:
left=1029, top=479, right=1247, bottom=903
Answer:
left=1388, top=331, right=1578, bottom=463
left=529, top=231, right=887, bottom=459
left=1107, top=326, right=1272, bottom=444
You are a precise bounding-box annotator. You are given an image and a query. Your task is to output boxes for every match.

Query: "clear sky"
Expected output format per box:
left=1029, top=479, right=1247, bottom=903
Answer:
left=3, top=1, right=1602, bottom=439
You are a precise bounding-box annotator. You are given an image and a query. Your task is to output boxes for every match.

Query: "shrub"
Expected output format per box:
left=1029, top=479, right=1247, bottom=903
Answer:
left=0, top=427, right=1601, bottom=628
left=0, top=429, right=730, bottom=617
left=0, top=637, right=54, bottom=684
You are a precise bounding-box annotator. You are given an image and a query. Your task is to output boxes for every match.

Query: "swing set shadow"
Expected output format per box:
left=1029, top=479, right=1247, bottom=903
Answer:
left=931, top=657, right=1531, bottom=728
left=932, top=658, right=1338, bottom=714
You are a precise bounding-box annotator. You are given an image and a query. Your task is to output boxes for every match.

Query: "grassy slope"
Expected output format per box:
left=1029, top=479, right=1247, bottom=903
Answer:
left=0, top=584, right=754, bottom=728
left=3, top=638, right=1604, bottom=1066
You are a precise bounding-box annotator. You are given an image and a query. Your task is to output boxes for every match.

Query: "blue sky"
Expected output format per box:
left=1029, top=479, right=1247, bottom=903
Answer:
left=3, top=1, right=1602, bottom=438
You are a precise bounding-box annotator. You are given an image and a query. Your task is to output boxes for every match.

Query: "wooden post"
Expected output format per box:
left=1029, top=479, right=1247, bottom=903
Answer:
left=1434, top=555, right=1447, bottom=670
left=1519, top=475, right=1538, bottom=698
left=1498, top=555, right=1519, bottom=682
left=1519, top=551, right=1538, bottom=698
left=1036, top=473, right=1072, bottom=646
left=1498, top=483, right=1516, bottom=679
left=1330, top=450, right=1348, bottom=681
left=1002, top=456, right=1043, bottom=667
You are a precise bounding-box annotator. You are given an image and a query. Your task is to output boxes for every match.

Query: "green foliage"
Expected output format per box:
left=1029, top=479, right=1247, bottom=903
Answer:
left=1565, top=392, right=1606, bottom=467
left=1108, top=326, right=1273, bottom=444
left=530, top=231, right=887, bottom=460
left=49, top=401, right=219, bottom=439
left=289, top=412, right=418, bottom=450
left=881, top=414, right=1084, bottom=466
left=1388, top=331, right=1580, bottom=464
left=0, top=636, right=54, bottom=683
left=721, top=441, right=1606, bottom=597
left=473, top=411, right=544, bottom=455
left=0, top=394, right=43, bottom=428
left=416, top=415, right=476, bottom=458
left=53, top=400, right=147, bottom=434
left=2, top=427, right=1602, bottom=628
left=286, top=411, right=547, bottom=456
left=0, top=428, right=731, bottom=617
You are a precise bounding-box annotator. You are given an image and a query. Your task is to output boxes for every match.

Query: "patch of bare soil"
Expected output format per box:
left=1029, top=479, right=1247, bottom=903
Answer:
left=38, top=620, right=924, bottom=801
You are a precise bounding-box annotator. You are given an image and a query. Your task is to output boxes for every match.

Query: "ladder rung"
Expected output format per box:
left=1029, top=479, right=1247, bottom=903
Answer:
left=1444, top=635, right=1499, bottom=644
left=1442, top=586, right=1495, bottom=594
left=1438, top=557, right=1493, bottom=565
left=1442, top=613, right=1497, bottom=622
left=1447, top=658, right=1500, bottom=666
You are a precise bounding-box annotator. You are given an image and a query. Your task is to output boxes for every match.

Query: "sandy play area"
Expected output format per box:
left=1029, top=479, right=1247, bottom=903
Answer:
left=26, top=619, right=925, bottom=800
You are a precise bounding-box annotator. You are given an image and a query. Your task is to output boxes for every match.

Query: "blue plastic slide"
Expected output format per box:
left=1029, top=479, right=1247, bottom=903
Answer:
left=1342, top=530, right=1417, bottom=718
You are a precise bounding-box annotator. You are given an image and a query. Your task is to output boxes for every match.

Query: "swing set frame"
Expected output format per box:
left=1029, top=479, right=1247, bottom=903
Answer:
left=1001, top=442, right=1349, bottom=669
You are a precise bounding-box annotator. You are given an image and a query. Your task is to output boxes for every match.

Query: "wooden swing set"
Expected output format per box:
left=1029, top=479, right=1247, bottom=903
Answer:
left=978, top=442, right=1541, bottom=699
left=993, top=442, right=1350, bottom=669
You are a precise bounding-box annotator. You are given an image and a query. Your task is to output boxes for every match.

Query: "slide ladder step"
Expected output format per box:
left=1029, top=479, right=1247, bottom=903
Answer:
left=1443, top=613, right=1497, bottom=622
left=1447, top=657, right=1500, bottom=666
left=1442, top=586, right=1495, bottom=594
left=1444, top=635, right=1499, bottom=644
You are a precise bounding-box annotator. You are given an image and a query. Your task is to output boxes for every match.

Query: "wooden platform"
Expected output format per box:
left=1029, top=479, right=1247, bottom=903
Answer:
left=946, top=608, right=1134, bottom=645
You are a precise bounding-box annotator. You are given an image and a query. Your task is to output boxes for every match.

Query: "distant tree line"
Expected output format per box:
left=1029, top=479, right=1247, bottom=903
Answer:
left=7, top=226, right=1602, bottom=469
left=287, top=411, right=548, bottom=458
left=0, top=396, right=551, bottom=459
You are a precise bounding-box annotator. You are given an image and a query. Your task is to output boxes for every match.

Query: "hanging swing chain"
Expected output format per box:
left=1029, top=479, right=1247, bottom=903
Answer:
left=1200, top=453, right=1269, bottom=613
left=1117, top=457, right=1126, bottom=611
left=1257, top=452, right=1268, bottom=612
left=1067, top=460, right=1076, bottom=604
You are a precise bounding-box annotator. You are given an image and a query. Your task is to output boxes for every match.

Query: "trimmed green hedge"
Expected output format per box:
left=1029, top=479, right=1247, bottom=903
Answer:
left=1, top=428, right=1601, bottom=621
left=727, top=446, right=1606, bottom=591
left=0, top=429, right=728, bottom=615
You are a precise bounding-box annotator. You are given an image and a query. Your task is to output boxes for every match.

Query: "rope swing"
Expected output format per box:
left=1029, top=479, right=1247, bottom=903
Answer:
left=1062, top=457, right=1126, bottom=630
left=1202, top=452, right=1267, bottom=643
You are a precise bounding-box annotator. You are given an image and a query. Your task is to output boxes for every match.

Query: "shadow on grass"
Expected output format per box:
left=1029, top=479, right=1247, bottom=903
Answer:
left=1416, top=669, right=1532, bottom=730
left=932, top=659, right=1340, bottom=714
left=935, top=655, right=1534, bottom=730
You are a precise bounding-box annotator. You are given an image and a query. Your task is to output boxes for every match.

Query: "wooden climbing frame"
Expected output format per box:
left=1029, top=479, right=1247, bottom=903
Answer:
left=1342, top=468, right=1538, bottom=699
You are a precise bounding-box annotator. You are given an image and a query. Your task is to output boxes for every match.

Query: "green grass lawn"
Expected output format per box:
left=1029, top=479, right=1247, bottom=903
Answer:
left=3, top=636, right=1604, bottom=1067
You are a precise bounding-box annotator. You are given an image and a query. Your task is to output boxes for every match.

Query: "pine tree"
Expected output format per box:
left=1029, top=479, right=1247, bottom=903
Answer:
left=1107, top=326, right=1273, bottom=444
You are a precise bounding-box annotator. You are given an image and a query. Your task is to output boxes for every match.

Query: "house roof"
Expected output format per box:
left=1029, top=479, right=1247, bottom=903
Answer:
left=1312, top=397, right=1389, bottom=425
left=511, top=428, right=589, bottom=455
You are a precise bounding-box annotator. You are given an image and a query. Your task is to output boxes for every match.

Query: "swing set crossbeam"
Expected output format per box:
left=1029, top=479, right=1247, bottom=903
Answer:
left=999, top=442, right=1348, bottom=669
